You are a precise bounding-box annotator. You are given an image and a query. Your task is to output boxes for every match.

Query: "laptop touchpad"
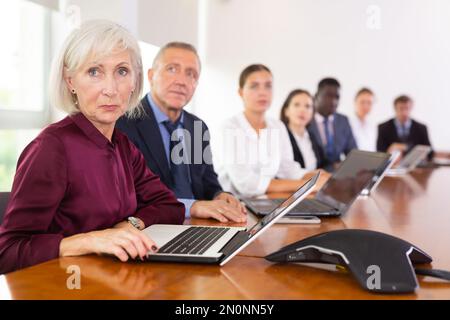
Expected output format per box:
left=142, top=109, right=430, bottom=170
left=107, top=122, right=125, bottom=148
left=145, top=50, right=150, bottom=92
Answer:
left=143, top=225, right=191, bottom=248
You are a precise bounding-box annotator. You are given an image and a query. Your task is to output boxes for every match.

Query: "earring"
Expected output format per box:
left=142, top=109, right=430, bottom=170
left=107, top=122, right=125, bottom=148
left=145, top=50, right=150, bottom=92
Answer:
left=71, top=89, right=78, bottom=106
left=72, top=96, right=78, bottom=106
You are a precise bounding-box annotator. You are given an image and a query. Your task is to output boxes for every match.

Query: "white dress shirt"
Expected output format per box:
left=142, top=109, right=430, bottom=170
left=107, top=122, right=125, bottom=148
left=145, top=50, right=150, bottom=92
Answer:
left=216, top=113, right=307, bottom=197
left=292, top=130, right=317, bottom=170
left=314, top=112, right=334, bottom=146
left=349, top=114, right=377, bottom=151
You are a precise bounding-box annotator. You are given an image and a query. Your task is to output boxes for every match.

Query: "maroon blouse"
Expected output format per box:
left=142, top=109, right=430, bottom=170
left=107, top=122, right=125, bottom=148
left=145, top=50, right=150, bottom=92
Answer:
left=0, top=113, right=185, bottom=274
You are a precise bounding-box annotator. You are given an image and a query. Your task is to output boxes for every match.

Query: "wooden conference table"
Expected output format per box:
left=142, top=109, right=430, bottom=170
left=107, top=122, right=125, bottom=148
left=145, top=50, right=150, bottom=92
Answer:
left=1, top=167, right=450, bottom=300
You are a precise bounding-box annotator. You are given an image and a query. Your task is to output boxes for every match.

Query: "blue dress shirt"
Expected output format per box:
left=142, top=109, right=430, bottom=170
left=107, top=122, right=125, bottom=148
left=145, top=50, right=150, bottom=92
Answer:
left=147, top=94, right=196, bottom=217
left=394, top=118, right=412, bottom=140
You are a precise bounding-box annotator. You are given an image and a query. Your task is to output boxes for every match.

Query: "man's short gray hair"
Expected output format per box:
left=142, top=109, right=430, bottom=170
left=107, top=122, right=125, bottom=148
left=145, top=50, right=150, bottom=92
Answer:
left=152, top=42, right=201, bottom=70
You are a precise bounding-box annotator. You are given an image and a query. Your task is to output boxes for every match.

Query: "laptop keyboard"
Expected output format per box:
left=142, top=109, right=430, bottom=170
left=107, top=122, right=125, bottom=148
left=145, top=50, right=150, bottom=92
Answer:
left=294, top=199, right=334, bottom=213
left=158, top=227, right=230, bottom=255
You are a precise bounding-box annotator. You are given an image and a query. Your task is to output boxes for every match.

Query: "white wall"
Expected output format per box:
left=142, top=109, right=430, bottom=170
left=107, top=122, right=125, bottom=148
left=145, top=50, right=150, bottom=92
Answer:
left=62, top=0, right=138, bottom=34
left=41, top=0, right=450, bottom=150
left=62, top=0, right=199, bottom=47
left=195, top=0, right=450, bottom=151
left=138, top=0, right=198, bottom=47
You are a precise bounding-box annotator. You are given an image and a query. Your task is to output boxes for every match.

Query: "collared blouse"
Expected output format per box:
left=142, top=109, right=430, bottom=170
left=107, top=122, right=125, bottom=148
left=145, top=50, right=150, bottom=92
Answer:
left=216, top=113, right=307, bottom=197
left=0, top=113, right=184, bottom=274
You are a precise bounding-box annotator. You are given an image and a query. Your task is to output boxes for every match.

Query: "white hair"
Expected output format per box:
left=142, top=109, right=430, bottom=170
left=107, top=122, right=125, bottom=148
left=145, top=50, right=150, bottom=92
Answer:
left=49, top=20, right=144, bottom=118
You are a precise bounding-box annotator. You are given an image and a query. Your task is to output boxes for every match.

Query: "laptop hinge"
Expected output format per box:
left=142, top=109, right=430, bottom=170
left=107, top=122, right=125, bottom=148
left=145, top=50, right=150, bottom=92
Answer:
left=220, top=231, right=251, bottom=257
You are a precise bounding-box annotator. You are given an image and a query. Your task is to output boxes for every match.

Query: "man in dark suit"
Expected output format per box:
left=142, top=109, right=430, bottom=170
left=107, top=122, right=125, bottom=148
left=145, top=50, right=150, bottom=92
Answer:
left=308, top=78, right=357, bottom=171
left=117, top=42, right=246, bottom=223
left=377, top=95, right=432, bottom=158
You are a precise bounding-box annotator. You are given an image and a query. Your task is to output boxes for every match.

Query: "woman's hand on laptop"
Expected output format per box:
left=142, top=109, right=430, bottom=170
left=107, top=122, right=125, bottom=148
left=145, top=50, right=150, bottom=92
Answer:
left=59, top=226, right=158, bottom=262
left=191, top=200, right=247, bottom=223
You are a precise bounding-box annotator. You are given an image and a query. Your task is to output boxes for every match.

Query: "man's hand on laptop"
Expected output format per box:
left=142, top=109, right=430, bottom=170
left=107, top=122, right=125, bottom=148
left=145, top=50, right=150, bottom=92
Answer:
left=191, top=199, right=247, bottom=223
left=214, top=192, right=247, bottom=214
left=388, top=143, right=407, bottom=155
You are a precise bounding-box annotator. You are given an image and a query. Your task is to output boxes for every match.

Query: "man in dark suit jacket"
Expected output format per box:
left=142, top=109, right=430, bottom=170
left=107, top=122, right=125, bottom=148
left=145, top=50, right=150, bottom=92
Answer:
left=117, top=42, right=246, bottom=223
left=307, top=78, right=357, bottom=171
left=377, top=95, right=433, bottom=158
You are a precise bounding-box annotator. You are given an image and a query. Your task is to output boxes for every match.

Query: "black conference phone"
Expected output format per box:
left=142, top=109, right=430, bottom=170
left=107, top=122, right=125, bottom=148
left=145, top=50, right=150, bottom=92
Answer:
left=266, top=229, right=450, bottom=293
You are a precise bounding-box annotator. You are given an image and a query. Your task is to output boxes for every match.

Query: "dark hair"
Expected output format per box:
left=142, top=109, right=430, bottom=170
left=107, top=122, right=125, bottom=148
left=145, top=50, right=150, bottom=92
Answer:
left=317, top=77, right=340, bottom=93
left=280, top=89, right=313, bottom=125
left=153, top=41, right=201, bottom=69
left=239, top=64, right=272, bottom=89
left=354, top=87, right=374, bottom=100
left=394, top=95, right=412, bottom=107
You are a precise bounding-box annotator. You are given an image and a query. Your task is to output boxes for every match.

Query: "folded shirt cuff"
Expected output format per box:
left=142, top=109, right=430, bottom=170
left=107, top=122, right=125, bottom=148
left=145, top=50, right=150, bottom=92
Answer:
left=179, top=198, right=196, bottom=217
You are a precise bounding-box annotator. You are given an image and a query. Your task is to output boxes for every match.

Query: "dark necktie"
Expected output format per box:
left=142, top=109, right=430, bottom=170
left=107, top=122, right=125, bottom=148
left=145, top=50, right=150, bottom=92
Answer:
left=162, top=120, right=194, bottom=199
left=399, top=123, right=409, bottom=142
left=323, top=117, right=335, bottom=161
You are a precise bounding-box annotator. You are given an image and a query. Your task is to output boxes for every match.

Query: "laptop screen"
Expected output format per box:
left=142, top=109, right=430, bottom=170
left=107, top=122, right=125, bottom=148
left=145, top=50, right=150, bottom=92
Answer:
left=316, top=150, right=390, bottom=212
left=398, top=145, right=432, bottom=169
left=247, top=173, right=319, bottom=236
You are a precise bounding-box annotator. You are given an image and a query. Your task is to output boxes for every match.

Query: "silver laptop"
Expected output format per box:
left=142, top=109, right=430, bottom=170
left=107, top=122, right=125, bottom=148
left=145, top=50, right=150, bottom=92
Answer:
left=360, top=151, right=401, bottom=196
left=143, top=172, right=319, bottom=266
left=386, top=145, right=432, bottom=176
left=243, top=150, right=390, bottom=217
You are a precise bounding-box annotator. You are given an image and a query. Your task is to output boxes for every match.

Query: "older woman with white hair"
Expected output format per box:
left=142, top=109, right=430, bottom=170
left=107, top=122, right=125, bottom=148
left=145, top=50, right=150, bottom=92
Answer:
left=0, top=20, right=184, bottom=274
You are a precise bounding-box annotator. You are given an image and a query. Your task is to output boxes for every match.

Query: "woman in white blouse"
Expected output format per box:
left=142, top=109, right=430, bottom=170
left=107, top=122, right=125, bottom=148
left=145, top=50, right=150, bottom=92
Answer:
left=280, top=89, right=326, bottom=170
left=217, top=64, right=328, bottom=197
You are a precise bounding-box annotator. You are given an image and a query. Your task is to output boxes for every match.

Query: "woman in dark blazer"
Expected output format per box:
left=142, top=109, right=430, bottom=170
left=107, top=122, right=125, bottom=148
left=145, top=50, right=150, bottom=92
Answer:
left=280, top=89, right=326, bottom=170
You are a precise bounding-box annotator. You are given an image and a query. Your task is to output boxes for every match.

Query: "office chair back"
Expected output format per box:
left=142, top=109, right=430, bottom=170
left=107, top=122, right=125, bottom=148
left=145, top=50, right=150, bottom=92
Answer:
left=0, top=192, right=11, bottom=224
